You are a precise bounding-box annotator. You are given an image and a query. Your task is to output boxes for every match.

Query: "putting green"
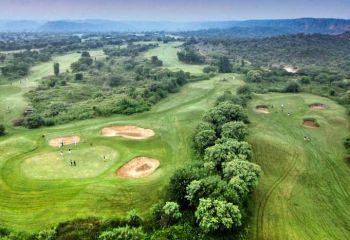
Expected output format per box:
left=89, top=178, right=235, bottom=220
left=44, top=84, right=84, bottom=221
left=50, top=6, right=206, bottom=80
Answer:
left=21, top=146, right=118, bottom=180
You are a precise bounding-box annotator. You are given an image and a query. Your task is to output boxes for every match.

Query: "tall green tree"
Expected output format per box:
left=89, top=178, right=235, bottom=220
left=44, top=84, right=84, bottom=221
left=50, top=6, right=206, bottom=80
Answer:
left=195, top=198, right=242, bottom=233
left=53, top=63, right=60, bottom=76
left=217, top=56, right=232, bottom=73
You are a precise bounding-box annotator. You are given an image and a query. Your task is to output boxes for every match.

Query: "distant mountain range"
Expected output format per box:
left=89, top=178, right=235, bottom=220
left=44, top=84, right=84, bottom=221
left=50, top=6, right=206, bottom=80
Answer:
left=0, top=18, right=349, bottom=34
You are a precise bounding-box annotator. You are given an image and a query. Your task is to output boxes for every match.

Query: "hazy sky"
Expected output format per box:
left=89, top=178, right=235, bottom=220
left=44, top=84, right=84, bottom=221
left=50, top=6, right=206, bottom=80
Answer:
left=0, top=0, right=349, bottom=21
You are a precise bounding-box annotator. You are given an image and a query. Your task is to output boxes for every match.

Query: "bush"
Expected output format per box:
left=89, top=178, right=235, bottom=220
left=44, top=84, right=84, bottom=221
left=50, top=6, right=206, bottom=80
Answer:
left=344, top=137, right=350, bottom=150
left=0, top=124, right=6, bottom=136
left=98, top=226, right=145, bottom=240
left=23, top=114, right=44, bottom=129
left=126, top=210, right=142, bottom=227
left=284, top=81, right=301, bottom=93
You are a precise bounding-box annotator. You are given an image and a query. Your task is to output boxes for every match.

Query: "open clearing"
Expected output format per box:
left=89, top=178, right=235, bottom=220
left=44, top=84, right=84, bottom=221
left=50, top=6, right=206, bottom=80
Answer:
left=117, top=157, right=160, bottom=178
left=248, top=93, right=350, bottom=240
left=101, top=125, right=155, bottom=139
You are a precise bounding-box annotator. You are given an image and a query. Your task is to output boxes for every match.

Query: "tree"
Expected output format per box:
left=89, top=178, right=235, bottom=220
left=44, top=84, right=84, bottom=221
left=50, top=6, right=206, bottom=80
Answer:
left=168, top=166, right=202, bottom=207
left=246, top=70, right=263, bottom=83
left=203, top=102, right=249, bottom=128
left=204, top=139, right=252, bottom=172
left=223, top=160, right=262, bottom=191
left=193, top=129, right=217, bottom=154
left=186, top=176, right=240, bottom=206
left=54, top=62, right=60, bottom=76
left=75, top=73, right=83, bottom=81
left=217, top=57, right=232, bottom=73
left=23, top=114, right=44, bottom=129
left=162, top=202, right=182, bottom=225
left=221, top=121, right=248, bottom=141
left=0, top=124, right=6, bottom=136
left=284, top=81, right=301, bottom=93
left=195, top=198, right=242, bottom=233
left=151, top=56, right=163, bottom=66
left=81, top=51, right=91, bottom=58
left=108, top=75, right=124, bottom=87
left=98, top=226, right=145, bottom=240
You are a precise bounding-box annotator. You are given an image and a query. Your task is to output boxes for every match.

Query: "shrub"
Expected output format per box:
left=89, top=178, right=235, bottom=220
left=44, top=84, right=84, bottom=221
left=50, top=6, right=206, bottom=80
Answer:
left=98, top=226, right=145, bottom=240
left=284, top=81, right=301, bottom=93
left=344, top=137, right=350, bottom=150
left=0, top=124, right=6, bottom=136
left=126, top=210, right=142, bottom=227
left=23, top=114, right=44, bottom=129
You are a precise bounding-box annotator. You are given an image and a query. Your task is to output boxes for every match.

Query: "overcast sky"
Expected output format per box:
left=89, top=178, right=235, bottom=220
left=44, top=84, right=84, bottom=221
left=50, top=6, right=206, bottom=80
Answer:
left=0, top=0, right=349, bottom=21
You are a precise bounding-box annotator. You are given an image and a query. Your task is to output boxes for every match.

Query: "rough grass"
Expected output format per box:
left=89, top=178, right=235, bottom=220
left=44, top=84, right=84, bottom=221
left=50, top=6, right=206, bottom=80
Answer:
left=247, top=93, right=350, bottom=240
left=0, top=51, right=105, bottom=127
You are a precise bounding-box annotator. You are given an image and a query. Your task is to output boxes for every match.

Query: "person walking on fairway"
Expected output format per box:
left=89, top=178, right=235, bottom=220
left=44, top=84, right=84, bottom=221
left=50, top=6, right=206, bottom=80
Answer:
left=68, top=149, right=72, bottom=155
left=70, top=160, right=73, bottom=166
left=73, top=160, right=76, bottom=166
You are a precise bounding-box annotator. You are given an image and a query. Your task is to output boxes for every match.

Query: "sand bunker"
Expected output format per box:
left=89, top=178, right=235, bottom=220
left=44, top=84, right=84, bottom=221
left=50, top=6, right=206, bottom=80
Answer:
left=255, top=105, right=270, bottom=114
left=309, top=103, right=326, bottom=110
left=101, top=125, right=155, bottom=139
left=283, top=65, right=298, bottom=73
left=48, top=136, right=80, bottom=147
left=117, top=157, right=160, bottom=178
left=303, top=119, right=320, bottom=128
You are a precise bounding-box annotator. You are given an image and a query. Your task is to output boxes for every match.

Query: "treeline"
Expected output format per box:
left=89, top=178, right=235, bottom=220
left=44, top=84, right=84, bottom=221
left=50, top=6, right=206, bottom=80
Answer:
left=103, top=43, right=159, bottom=58
left=198, top=32, right=350, bottom=70
left=177, top=46, right=205, bottom=64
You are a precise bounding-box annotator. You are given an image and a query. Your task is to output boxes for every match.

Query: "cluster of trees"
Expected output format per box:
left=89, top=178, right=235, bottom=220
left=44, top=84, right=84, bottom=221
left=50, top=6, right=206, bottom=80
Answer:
left=160, top=88, right=261, bottom=237
left=71, top=52, right=94, bottom=72
left=177, top=47, right=205, bottom=64
left=1, top=50, right=51, bottom=79
left=103, top=43, right=158, bottom=58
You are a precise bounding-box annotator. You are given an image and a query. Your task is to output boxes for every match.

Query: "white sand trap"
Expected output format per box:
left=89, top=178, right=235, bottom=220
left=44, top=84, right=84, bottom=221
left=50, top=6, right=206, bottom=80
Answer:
left=283, top=65, right=298, bottom=73
left=117, top=157, right=160, bottom=178
left=255, top=105, right=270, bottom=114
left=48, top=136, right=80, bottom=147
left=101, top=125, right=155, bottom=139
left=309, top=103, right=326, bottom=110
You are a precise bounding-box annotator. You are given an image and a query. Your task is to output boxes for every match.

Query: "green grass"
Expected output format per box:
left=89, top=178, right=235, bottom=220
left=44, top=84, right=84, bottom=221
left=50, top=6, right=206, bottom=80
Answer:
left=247, top=93, right=350, bottom=240
left=0, top=57, right=242, bottom=232
left=1, top=42, right=349, bottom=240
left=144, top=41, right=206, bottom=75
left=21, top=146, right=118, bottom=180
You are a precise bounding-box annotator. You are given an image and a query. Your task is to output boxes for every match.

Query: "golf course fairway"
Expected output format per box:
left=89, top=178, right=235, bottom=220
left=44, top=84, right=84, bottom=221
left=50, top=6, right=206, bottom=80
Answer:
left=247, top=93, right=350, bottom=240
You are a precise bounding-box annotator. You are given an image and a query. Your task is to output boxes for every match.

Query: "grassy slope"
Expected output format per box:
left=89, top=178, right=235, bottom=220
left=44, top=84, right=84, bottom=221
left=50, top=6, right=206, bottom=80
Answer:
left=144, top=41, right=206, bottom=75
left=247, top=93, right=350, bottom=240
left=0, top=42, right=242, bottom=231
